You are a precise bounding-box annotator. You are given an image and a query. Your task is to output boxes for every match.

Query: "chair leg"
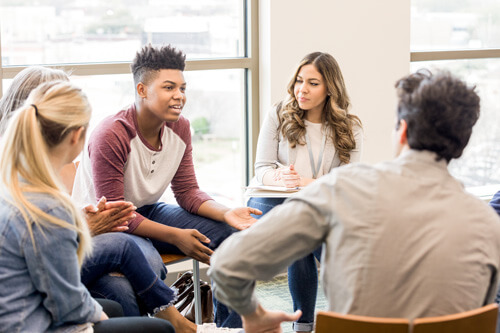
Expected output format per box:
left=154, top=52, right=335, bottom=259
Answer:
left=192, top=259, right=202, bottom=325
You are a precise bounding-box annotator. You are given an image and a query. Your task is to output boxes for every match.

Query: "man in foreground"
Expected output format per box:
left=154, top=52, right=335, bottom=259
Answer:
left=209, top=70, right=500, bottom=332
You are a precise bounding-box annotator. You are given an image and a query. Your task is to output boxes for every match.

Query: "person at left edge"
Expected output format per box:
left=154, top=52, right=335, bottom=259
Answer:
left=0, top=65, right=167, bottom=318
left=0, top=80, right=174, bottom=333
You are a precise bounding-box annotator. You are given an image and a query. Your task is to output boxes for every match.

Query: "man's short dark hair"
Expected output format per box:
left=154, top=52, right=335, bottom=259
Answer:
left=131, top=44, right=186, bottom=85
left=395, top=69, right=480, bottom=162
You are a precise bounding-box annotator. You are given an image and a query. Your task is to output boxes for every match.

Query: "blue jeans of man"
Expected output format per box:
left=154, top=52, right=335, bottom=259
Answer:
left=247, top=197, right=322, bottom=332
left=137, top=202, right=240, bottom=328
left=84, top=233, right=169, bottom=316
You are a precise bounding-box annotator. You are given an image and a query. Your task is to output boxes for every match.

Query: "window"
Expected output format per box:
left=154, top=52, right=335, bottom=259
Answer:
left=411, top=0, right=500, bottom=194
left=1, top=0, right=245, bottom=65
left=0, top=0, right=259, bottom=205
left=411, top=0, right=500, bottom=51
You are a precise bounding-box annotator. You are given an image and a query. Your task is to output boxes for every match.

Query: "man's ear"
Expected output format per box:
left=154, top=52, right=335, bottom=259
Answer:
left=136, top=82, right=146, bottom=99
left=397, top=119, right=408, bottom=145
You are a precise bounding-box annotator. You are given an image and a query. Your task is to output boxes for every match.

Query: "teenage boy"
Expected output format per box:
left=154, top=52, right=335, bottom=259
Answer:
left=209, top=70, right=500, bottom=332
left=73, top=44, right=260, bottom=327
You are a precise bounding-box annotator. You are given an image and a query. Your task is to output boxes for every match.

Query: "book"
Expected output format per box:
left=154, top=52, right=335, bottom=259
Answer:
left=244, top=185, right=302, bottom=198
left=245, top=185, right=301, bottom=192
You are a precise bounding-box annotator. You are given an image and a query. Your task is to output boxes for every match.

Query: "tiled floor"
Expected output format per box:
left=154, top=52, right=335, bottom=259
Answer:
left=255, top=274, right=327, bottom=333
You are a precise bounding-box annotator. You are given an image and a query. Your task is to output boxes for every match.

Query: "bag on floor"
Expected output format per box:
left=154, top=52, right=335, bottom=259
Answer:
left=171, top=271, right=214, bottom=323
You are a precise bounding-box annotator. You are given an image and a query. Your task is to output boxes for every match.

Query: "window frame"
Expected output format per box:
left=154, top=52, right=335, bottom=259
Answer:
left=411, top=49, right=500, bottom=62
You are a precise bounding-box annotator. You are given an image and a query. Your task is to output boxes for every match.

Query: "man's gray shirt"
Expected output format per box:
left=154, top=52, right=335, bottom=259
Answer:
left=209, top=149, right=500, bottom=319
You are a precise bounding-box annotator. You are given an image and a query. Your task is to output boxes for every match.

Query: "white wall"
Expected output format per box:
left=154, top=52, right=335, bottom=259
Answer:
left=259, top=0, right=411, bottom=164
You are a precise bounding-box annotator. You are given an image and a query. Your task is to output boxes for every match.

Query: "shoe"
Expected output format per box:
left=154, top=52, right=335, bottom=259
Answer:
left=196, top=323, right=244, bottom=333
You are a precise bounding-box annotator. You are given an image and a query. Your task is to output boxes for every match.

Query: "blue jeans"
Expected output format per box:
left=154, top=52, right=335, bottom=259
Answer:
left=83, top=233, right=172, bottom=316
left=137, top=202, right=241, bottom=328
left=248, top=197, right=322, bottom=332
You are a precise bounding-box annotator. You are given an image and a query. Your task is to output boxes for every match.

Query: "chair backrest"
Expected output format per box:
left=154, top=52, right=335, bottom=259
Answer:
left=412, top=303, right=498, bottom=333
left=315, top=311, right=410, bottom=333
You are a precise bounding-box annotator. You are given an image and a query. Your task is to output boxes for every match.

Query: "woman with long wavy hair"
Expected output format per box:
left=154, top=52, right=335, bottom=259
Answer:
left=248, top=52, right=363, bottom=332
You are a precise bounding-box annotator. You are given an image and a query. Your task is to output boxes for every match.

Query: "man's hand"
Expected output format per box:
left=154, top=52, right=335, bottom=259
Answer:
left=242, top=305, right=302, bottom=333
left=84, top=197, right=136, bottom=236
left=172, top=228, right=213, bottom=265
left=224, top=207, right=262, bottom=230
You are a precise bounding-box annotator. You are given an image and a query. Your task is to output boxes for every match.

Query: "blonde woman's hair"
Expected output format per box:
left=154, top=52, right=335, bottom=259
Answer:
left=0, top=81, right=92, bottom=265
left=0, top=66, right=69, bottom=136
left=278, top=52, right=361, bottom=165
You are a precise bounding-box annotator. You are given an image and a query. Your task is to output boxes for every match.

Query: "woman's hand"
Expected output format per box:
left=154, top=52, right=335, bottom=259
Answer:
left=84, top=197, right=136, bottom=236
left=274, top=164, right=301, bottom=188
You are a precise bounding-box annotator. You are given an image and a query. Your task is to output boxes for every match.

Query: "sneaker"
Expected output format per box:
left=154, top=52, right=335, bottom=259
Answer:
left=196, top=323, right=244, bottom=333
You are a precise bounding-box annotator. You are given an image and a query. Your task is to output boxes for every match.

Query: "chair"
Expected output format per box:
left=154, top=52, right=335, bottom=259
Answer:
left=315, top=311, right=410, bottom=333
left=316, top=304, right=499, bottom=333
left=412, top=303, right=498, bottom=333
left=161, top=254, right=203, bottom=325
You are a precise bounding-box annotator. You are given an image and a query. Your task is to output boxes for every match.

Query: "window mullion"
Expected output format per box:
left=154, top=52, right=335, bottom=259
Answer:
left=411, top=49, right=500, bottom=62
left=2, top=58, right=253, bottom=80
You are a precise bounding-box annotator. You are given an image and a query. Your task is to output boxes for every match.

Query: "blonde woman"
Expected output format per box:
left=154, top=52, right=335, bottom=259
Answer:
left=0, top=81, right=174, bottom=332
left=0, top=67, right=133, bottom=235
left=248, top=52, right=363, bottom=332
left=0, top=66, right=169, bottom=317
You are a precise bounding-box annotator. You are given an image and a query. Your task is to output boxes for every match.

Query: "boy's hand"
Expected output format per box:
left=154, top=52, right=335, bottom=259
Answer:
left=173, top=229, right=213, bottom=264
left=224, top=207, right=262, bottom=230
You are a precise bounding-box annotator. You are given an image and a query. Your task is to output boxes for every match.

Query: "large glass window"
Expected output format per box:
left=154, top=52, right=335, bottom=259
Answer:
left=1, top=0, right=258, bottom=206
left=0, top=0, right=245, bottom=65
left=167, top=69, right=245, bottom=205
left=411, top=0, right=500, bottom=51
left=411, top=0, right=500, bottom=194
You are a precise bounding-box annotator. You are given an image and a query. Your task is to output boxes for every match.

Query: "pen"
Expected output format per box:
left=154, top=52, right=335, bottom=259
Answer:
left=274, top=161, right=300, bottom=190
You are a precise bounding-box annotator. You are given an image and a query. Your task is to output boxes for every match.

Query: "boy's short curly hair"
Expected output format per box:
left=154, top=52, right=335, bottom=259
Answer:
left=395, top=69, right=480, bottom=163
left=131, top=44, right=186, bottom=85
